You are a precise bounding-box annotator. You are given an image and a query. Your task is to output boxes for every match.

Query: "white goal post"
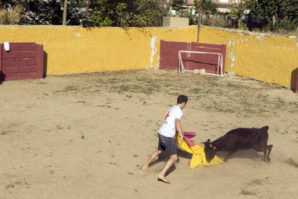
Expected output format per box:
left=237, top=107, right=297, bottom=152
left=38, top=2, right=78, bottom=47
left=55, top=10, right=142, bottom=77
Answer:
left=178, top=50, right=224, bottom=77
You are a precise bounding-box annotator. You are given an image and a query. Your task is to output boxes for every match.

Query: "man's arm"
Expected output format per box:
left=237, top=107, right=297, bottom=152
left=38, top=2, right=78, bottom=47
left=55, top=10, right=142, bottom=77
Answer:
left=175, top=118, right=183, bottom=146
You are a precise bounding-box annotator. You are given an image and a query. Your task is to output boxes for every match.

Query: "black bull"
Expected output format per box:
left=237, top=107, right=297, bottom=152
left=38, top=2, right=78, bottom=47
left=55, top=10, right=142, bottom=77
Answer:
left=203, top=126, right=273, bottom=162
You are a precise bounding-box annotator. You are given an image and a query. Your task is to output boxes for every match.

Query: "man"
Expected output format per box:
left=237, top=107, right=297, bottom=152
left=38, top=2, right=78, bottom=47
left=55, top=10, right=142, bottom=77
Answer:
left=142, top=95, right=188, bottom=184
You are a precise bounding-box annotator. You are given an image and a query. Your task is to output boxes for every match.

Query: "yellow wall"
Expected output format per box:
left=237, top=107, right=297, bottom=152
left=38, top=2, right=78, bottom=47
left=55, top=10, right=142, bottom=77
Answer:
left=200, top=27, right=298, bottom=89
left=0, top=25, right=297, bottom=88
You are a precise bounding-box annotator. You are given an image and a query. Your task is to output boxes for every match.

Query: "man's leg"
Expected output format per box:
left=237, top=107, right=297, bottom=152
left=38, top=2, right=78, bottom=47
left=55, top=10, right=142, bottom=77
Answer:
left=158, top=154, right=178, bottom=183
left=142, top=150, right=162, bottom=170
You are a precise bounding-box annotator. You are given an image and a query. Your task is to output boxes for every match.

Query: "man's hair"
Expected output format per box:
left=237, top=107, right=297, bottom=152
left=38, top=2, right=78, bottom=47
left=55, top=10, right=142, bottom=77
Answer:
left=177, top=95, right=188, bottom=104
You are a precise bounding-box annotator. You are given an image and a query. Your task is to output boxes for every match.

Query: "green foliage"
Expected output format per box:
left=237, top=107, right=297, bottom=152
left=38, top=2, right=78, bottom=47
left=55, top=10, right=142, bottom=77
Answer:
left=22, top=0, right=63, bottom=25
left=0, top=0, right=88, bottom=25
left=194, top=0, right=217, bottom=14
left=238, top=21, right=248, bottom=30
left=274, top=16, right=297, bottom=31
left=229, top=3, right=246, bottom=20
left=227, top=0, right=255, bottom=29
left=172, top=0, right=184, bottom=10
left=201, top=14, right=233, bottom=28
left=90, top=0, right=166, bottom=27
left=249, top=0, right=297, bottom=31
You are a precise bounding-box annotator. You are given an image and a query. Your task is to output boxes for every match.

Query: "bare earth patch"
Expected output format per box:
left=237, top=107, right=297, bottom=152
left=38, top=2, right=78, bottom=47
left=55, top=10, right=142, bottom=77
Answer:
left=0, top=70, right=297, bottom=199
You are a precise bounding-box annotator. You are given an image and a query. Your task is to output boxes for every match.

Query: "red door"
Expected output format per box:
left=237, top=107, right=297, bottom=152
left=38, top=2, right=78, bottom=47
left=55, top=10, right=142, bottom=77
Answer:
left=160, top=40, right=226, bottom=75
left=0, top=42, right=43, bottom=81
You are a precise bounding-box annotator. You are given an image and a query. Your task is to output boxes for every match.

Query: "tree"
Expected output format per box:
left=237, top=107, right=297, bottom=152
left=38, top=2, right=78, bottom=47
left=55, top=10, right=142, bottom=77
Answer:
left=1, top=0, right=92, bottom=25
left=228, top=0, right=253, bottom=28
left=21, top=1, right=62, bottom=25
left=90, top=0, right=166, bottom=27
left=16, top=0, right=87, bottom=25
left=194, top=0, right=217, bottom=15
left=172, top=0, right=184, bottom=10
left=229, top=1, right=246, bottom=20
left=249, top=0, right=297, bottom=31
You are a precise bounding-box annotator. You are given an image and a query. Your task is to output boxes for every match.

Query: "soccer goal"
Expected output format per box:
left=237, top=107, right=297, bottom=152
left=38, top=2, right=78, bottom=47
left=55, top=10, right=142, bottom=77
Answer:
left=178, top=50, right=224, bottom=77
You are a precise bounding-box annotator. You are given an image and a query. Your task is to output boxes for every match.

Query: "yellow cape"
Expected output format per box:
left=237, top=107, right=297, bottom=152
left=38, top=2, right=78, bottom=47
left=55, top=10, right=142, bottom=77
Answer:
left=176, top=134, right=224, bottom=169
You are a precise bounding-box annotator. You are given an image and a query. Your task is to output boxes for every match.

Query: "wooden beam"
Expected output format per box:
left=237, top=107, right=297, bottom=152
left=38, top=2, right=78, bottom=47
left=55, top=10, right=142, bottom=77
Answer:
left=63, top=0, right=67, bottom=25
left=197, top=0, right=202, bottom=43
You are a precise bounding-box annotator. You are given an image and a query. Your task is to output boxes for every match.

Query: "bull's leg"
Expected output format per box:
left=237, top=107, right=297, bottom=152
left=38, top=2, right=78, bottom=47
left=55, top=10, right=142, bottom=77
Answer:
left=223, top=154, right=231, bottom=162
left=254, top=145, right=267, bottom=161
left=263, top=148, right=267, bottom=161
left=266, top=145, right=273, bottom=161
left=224, top=151, right=235, bottom=162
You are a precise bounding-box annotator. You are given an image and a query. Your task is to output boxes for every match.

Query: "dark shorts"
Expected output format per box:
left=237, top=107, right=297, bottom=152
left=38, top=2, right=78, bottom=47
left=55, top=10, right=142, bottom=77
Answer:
left=158, top=134, right=177, bottom=156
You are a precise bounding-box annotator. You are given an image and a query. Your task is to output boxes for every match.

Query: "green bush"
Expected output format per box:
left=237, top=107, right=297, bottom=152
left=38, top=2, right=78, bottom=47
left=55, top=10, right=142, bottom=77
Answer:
left=201, top=14, right=233, bottom=28
left=90, top=0, right=166, bottom=27
left=274, top=17, right=297, bottom=31
left=250, top=0, right=297, bottom=32
left=238, top=21, right=248, bottom=30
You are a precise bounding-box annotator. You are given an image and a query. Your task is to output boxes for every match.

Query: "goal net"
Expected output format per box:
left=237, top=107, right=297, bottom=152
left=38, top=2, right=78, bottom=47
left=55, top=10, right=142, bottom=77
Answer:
left=178, top=50, right=224, bottom=77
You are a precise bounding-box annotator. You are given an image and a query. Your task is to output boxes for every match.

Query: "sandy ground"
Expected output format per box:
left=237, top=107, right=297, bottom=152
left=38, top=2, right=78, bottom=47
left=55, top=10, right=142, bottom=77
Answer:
left=0, top=69, right=297, bottom=199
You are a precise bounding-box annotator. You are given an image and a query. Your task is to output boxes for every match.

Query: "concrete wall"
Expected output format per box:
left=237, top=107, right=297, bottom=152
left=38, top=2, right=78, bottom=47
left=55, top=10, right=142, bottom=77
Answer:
left=163, top=17, right=189, bottom=27
left=0, top=25, right=297, bottom=88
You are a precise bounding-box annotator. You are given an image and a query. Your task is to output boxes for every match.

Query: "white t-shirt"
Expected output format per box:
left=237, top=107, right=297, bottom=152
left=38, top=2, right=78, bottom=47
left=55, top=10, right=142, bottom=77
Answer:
left=158, top=106, right=183, bottom=138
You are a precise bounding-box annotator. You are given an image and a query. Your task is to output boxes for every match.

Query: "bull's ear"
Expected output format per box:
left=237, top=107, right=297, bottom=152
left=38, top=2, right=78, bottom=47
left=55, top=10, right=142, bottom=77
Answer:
left=202, top=139, right=211, bottom=146
left=207, top=139, right=212, bottom=147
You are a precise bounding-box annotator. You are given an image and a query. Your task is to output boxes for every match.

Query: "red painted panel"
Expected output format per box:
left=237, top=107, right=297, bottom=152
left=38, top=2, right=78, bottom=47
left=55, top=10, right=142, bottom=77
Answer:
left=0, top=42, right=43, bottom=81
left=160, top=40, right=189, bottom=70
left=160, top=40, right=226, bottom=75
left=3, top=51, right=38, bottom=58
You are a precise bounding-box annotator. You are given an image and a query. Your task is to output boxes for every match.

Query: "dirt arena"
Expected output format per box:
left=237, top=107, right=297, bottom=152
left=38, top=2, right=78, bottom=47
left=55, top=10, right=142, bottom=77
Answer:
left=0, top=69, right=297, bottom=199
